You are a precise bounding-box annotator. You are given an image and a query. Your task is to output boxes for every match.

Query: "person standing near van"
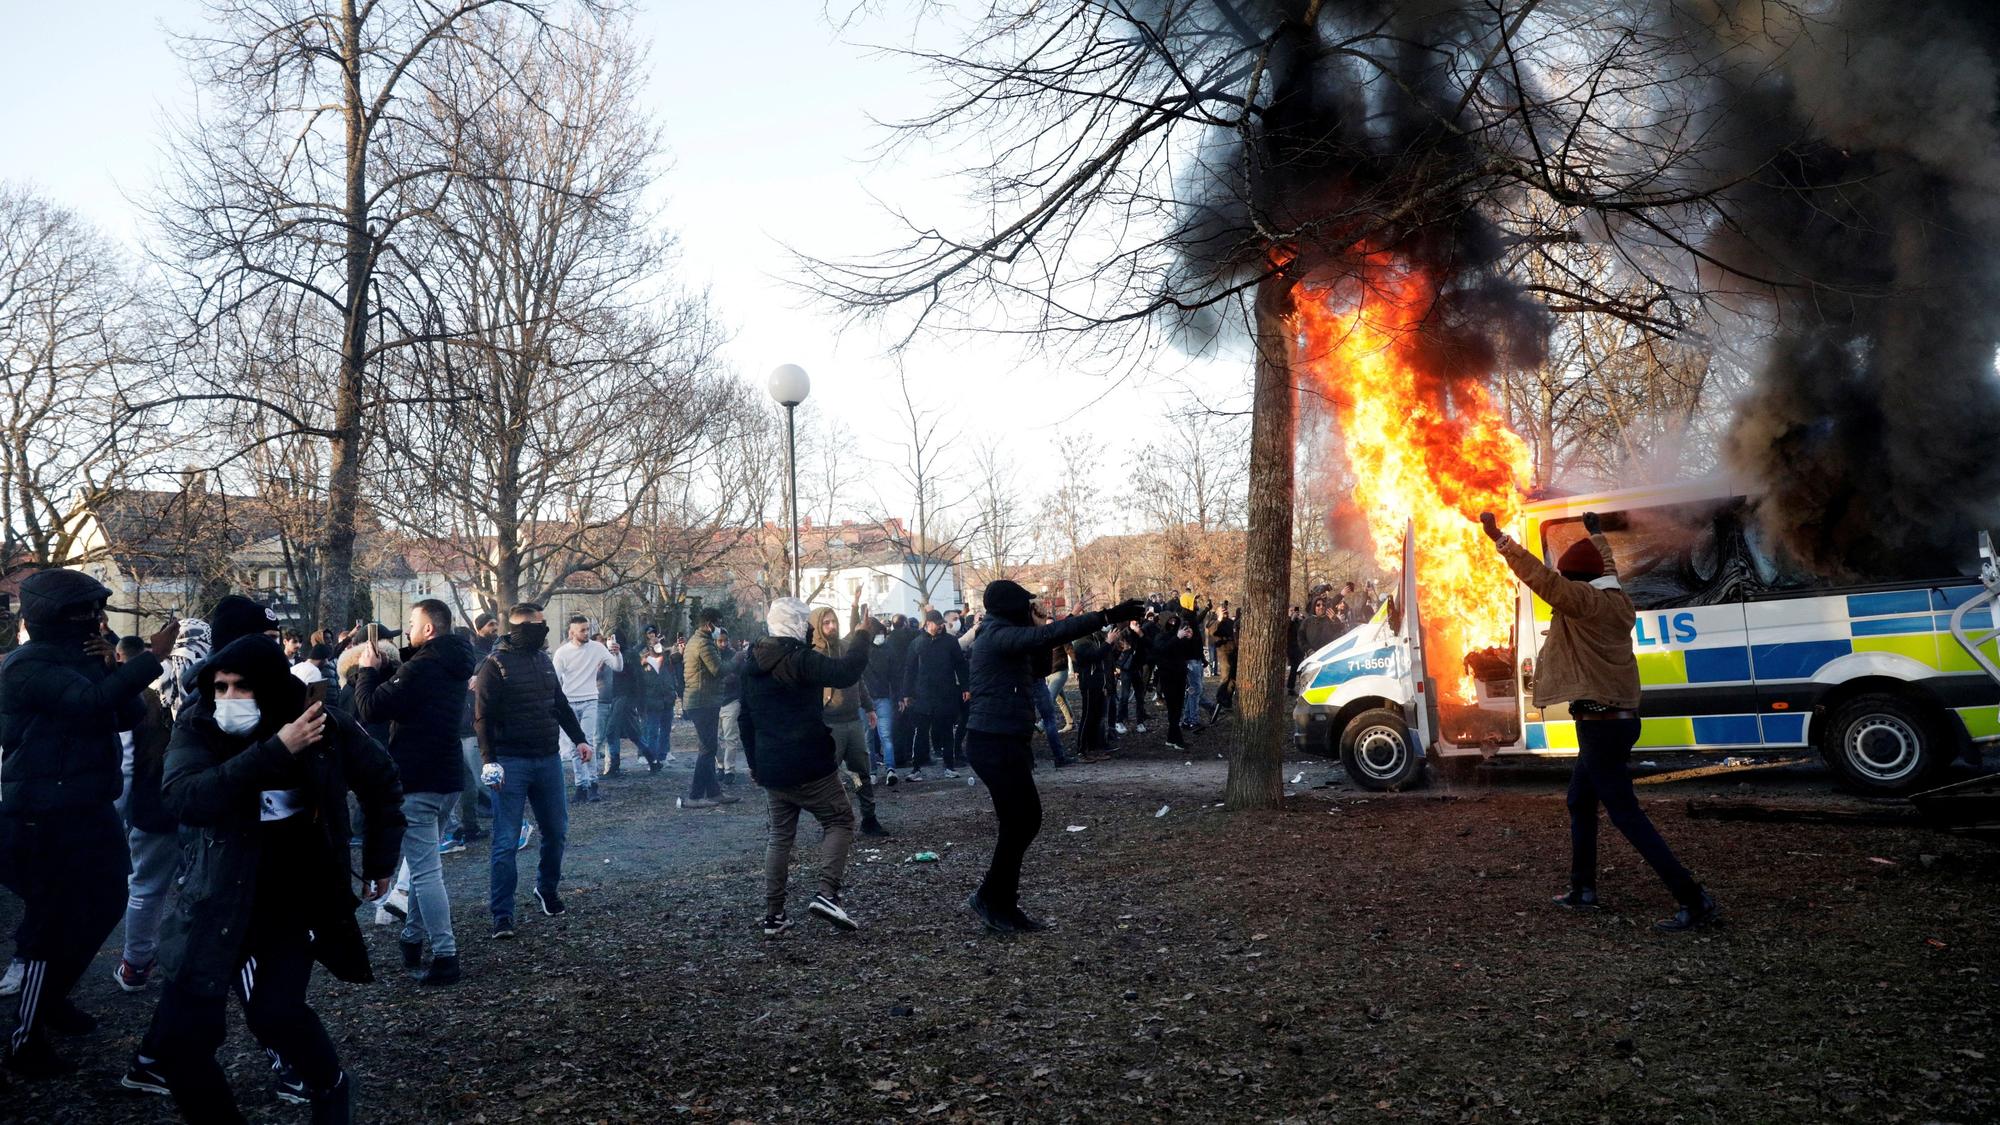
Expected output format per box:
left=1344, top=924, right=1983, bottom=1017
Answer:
left=1480, top=510, right=1719, bottom=932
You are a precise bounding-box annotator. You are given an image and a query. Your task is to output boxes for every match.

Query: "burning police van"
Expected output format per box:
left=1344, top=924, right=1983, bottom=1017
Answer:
left=1293, top=478, right=2000, bottom=795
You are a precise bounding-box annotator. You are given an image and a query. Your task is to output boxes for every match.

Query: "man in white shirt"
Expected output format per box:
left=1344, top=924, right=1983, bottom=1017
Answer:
left=550, top=615, right=621, bottom=803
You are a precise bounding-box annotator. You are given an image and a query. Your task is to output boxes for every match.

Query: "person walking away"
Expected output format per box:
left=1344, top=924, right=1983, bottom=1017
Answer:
left=352, top=598, right=477, bottom=985
left=901, top=611, right=968, bottom=780
left=678, top=609, right=739, bottom=809
left=133, top=635, right=403, bottom=1122
left=962, top=582, right=1145, bottom=933
left=1209, top=608, right=1239, bottom=721
left=811, top=606, right=889, bottom=836
left=475, top=604, right=590, bottom=937
left=0, top=570, right=174, bottom=1077
left=740, top=599, right=877, bottom=934
left=718, top=632, right=747, bottom=784
left=860, top=615, right=902, bottom=784
left=1480, top=511, right=1718, bottom=931
left=112, top=635, right=178, bottom=994
left=550, top=617, right=620, bottom=804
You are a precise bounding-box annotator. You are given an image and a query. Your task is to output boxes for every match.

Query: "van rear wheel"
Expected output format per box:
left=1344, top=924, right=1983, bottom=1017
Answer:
left=1340, top=708, right=1422, bottom=791
left=1822, top=693, right=1947, bottom=795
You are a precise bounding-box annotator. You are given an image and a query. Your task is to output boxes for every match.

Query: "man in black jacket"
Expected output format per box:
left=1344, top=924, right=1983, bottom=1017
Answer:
left=0, top=568, right=175, bottom=1077
left=963, top=581, right=1145, bottom=933
left=740, top=597, right=875, bottom=936
left=901, top=610, right=968, bottom=779
left=354, top=598, right=478, bottom=985
left=474, top=603, right=590, bottom=938
left=134, top=635, right=402, bottom=1124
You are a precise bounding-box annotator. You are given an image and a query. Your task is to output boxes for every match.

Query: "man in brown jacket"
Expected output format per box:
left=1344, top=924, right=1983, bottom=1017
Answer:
left=678, top=608, right=737, bottom=809
left=1482, top=510, right=1717, bottom=932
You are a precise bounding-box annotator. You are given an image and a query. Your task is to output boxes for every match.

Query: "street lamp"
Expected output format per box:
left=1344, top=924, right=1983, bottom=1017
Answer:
left=767, top=364, right=811, bottom=597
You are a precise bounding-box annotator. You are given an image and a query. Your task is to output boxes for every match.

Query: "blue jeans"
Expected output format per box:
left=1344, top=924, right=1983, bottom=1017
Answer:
left=871, top=697, right=899, bottom=769
left=488, top=755, right=568, bottom=921
left=1031, top=679, right=1067, bottom=760
left=642, top=706, right=667, bottom=763
left=1182, top=660, right=1204, bottom=725
left=400, top=791, right=457, bottom=957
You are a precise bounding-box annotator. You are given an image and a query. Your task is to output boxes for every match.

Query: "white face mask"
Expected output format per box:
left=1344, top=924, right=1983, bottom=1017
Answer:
left=215, top=697, right=262, bottom=735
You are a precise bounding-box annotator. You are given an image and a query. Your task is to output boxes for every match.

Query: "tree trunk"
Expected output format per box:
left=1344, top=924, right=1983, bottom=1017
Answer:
left=1226, top=275, right=1297, bottom=810
left=318, top=0, right=367, bottom=631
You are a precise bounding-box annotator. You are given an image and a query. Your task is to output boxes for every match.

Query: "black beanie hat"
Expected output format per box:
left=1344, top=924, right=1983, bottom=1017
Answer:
left=209, top=595, right=281, bottom=651
left=18, top=568, right=112, bottom=627
left=983, top=579, right=1034, bottom=624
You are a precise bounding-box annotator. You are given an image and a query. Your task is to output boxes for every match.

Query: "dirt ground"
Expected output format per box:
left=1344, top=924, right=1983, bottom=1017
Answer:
left=6, top=709, right=1997, bottom=1124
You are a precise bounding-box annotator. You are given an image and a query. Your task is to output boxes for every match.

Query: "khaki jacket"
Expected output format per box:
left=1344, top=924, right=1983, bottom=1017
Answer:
left=1498, top=533, right=1640, bottom=711
left=682, top=629, right=723, bottom=709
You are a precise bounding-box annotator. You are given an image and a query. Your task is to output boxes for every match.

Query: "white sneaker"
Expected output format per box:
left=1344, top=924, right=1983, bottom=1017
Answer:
left=906, top=770, right=924, bottom=782
left=808, top=894, right=859, bottom=932
left=943, top=768, right=959, bottom=779
left=0, top=959, right=22, bottom=996
left=1137, top=723, right=1148, bottom=733
left=374, top=886, right=410, bottom=925
left=1114, top=722, right=1127, bottom=734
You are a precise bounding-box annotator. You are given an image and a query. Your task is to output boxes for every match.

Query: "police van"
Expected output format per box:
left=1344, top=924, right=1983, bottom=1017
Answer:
left=1293, top=478, right=2000, bottom=795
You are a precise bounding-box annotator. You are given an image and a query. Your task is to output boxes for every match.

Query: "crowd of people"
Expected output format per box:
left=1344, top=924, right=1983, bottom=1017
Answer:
left=0, top=561, right=1301, bottom=1120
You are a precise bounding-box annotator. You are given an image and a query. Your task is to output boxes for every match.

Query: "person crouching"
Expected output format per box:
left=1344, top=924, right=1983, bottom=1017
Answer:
left=142, top=635, right=404, bottom=1123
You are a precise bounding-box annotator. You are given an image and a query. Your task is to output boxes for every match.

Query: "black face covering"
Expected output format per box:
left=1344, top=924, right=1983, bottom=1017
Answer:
left=510, top=622, right=550, bottom=651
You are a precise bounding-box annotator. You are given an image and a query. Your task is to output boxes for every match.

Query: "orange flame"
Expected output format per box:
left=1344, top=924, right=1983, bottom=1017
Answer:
left=1294, top=257, right=1532, bottom=703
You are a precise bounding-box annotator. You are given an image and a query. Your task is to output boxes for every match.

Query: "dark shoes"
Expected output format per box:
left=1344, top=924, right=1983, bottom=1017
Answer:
left=400, top=938, right=425, bottom=970
left=1656, top=891, right=1721, bottom=933
left=760, top=913, right=794, bottom=938
left=809, top=894, right=858, bottom=931
left=1552, top=888, right=1600, bottom=911
left=3, top=1032, right=77, bottom=1079
left=44, top=998, right=98, bottom=1035
left=418, top=955, right=461, bottom=987
left=311, top=1070, right=355, bottom=1125
left=967, top=891, right=1017, bottom=933
left=492, top=917, right=516, bottom=940
left=1004, top=906, right=1051, bottom=932
left=585, top=785, right=604, bottom=804
left=859, top=816, right=890, bottom=837
left=120, top=1054, right=171, bottom=1095
left=535, top=887, right=567, bottom=916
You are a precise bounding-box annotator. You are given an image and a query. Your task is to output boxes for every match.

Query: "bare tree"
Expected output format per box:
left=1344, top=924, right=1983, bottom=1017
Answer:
left=1038, top=442, right=1098, bottom=610
left=964, top=440, right=1027, bottom=592
left=868, top=371, right=982, bottom=607
left=0, top=185, right=167, bottom=567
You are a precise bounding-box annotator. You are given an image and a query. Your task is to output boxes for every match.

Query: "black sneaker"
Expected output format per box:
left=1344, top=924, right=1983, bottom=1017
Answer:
left=3, top=1033, right=76, bottom=1079
left=808, top=893, right=859, bottom=931
left=273, top=1060, right=310, bottom=1105
left=586, top=785, right=604, bottom=804
left=1656, top=890, right=1720, bottom=933
left=44, top=998, right=98, bottom=1035
left=492, top=917, right=516, bottom=940
left=399, top=938, right=424, bottom=970
left=1003, top=905, right=1051, bottom=932
left=120, top=1055, right=171, bottom=1095
left=760, top=913, right=794, bottom=938
left=966, top=891, right=1018, bottom=934
left=573, top=784, right=589, bottom=804
left=535, top=887, right=566, bottom=916
left=1552, top=888, right=1600, bottom=911
left=859, top=815, right=889, bottom=837
left=418, top=955, right=461, bottom=987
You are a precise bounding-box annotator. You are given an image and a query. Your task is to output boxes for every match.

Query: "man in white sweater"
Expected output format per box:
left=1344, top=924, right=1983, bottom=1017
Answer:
left=551, top=616, right=622, bottom=803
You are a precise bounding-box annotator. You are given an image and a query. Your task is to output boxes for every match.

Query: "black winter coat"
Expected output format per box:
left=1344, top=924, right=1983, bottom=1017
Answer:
left=157, top=704, right=404, bottom=999
left=739, top=631, right=870, bottom=790
left=352, top=633, right=479, bottom=794
left=967, top=612, right=1112, bottom=736
left=473, top=639, right=587, bottom=763
left=125, top=687, right=178, bottom=835
left=0, top=641, right=160, bottom=814
left=902, top=632, right=968, bottom=717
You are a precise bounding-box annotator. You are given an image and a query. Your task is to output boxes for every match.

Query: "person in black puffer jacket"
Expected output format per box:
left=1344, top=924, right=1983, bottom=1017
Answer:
left=739, top=597, right=875, bottom=936
left=0, top=568, right=175, bottom=1077
left=900, top=611, right=968, bottom=778
left=962, top=581, right=1144, bottom=934
left=132, top=634, right=402, bottom=1123
left=353, top=599, right=478, bottom=985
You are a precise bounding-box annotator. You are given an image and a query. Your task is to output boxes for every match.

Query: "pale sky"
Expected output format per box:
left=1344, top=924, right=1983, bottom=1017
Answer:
left=0, top=1, right=1248, bottom=536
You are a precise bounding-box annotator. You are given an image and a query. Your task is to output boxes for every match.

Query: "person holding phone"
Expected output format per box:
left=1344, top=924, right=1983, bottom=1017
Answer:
left=129, top=633, right=403, bottom=1121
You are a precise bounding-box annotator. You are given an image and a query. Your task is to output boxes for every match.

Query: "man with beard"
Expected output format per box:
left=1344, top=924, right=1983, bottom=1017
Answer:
left=0, top=569, right=175, bottom=1077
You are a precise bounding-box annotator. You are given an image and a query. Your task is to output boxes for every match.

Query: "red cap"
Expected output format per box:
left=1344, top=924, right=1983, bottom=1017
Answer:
left=1555, top=537, right=1605, bottom=579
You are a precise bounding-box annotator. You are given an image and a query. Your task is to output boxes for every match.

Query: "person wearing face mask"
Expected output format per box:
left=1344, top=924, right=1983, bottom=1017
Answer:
left=474, top=604, right=590, bottom=937
left=0, top=572, right=175, bottom=1077
left=125, top=634, right=402, bottom=1123
left=638, top=643, right=673, bottom=770
left=352, top=599, right=479, bottom=986
left=962, top=582, right=1146, bottom=933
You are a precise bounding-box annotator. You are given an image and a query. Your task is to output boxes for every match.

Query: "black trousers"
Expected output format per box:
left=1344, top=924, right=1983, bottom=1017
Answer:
left=1078, top=677, right=1108, bottom=754
left=0, top=803, right=128, bottom=1052
left=964, top=730, right=1040, bottom=911
left=1160, top=676, right=1186, bottom=744
left=912, top=711, right=960, bottom=769
left=1569, top=717, right=1701, bottom=904
left=686, top=705, right=723, bottom=800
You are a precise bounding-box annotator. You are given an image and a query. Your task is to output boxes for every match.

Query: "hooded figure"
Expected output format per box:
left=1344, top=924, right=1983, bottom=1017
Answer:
left=0, top=568, right=174, bottom=1077
left=134, top=635, right=403, bottom=1121
left=738, top=598, right=876, bottom=935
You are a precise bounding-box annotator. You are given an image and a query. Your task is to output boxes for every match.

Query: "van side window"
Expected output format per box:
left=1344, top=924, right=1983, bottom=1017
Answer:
left=1541, top=499, right=1757, bottom=610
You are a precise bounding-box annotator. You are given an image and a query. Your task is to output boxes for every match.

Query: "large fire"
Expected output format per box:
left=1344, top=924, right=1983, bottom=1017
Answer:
left=1293, top=256, right=1533, bottom=704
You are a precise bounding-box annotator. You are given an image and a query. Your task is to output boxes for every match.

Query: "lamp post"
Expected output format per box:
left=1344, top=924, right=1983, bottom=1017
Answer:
left=767, top=364, right=811, bottom=597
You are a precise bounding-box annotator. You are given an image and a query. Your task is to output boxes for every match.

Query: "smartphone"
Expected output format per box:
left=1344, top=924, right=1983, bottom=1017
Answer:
left=367, top=622, right=379, bottom=646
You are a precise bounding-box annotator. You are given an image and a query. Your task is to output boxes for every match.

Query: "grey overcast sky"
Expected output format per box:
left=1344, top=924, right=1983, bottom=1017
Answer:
left=0, top=1, right=1248, bottom=533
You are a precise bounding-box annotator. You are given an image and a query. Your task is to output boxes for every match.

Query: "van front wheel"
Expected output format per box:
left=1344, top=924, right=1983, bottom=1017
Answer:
left=1340, top=708, right=1423, bottom=791
left=1822, top=694, right=1946, bottom=795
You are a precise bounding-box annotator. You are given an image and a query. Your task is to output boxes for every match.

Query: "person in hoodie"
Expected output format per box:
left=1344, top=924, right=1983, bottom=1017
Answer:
left=0, top=569, right=175, bottom=1077
left=901, top=610, right=968, bottom=780
left=859, top=612, right=902, bottom=784
left=810, top=604, right=888, bottom=837
left=127, top=634, right=402, bottom=1124
left=739, top=598, right=877, bottom=936
left=962, top=581, right=1145, bottom=934
left=353, top=598, right=478, bottom=986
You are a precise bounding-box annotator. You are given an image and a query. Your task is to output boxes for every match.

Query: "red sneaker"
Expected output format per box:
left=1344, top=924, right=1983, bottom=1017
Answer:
left=112, top=960, right=152, bottom=992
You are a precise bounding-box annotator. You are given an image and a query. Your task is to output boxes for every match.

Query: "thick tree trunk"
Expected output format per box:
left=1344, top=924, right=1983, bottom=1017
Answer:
left=318, top=0, right=367, bottom=631
left=1226, top=275, right=1297, bottom=810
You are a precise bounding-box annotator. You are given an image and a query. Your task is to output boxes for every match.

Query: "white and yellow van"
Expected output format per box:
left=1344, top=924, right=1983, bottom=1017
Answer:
left=1292, top=478, right=2000, bottom=795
